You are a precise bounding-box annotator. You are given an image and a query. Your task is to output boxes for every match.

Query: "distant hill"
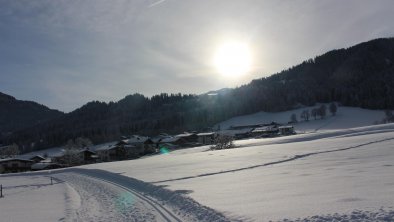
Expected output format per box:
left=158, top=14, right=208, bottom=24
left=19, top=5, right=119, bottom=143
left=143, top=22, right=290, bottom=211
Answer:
left=3, top=37, right=394, bottom=152
left=0, top=92, right=63, bottom=137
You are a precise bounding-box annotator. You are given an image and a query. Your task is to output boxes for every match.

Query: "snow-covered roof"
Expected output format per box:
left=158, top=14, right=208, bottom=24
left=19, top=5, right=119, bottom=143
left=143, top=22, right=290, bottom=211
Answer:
left=160, top=137, right=182, bottom=143
left=124, top=144, right=137, bottom=149
left=252, top=126, right=278, bottom=133
left=218, top=128, right=253, bottom=136
left=123, top=135, right=151, bottom=144
left=175, top=133, right=196, bottom=138
left=151, top=134, right=172, bottom=143
left=278, top=125, right=294, bottom=129
left=0, top=158, right=33, bottom=163
left=95, top=145, right=118, bottom=151
left=29, top=155, right=46, bottom=160
left=91, top=141, right=117, bottom=151
left=196, top=132, right=216, bottom=136
left=77, top=149, right=96, bottom=154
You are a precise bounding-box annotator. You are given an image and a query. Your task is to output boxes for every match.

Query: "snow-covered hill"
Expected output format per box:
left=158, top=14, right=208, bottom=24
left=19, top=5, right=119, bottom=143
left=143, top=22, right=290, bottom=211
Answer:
left=217, top=105, right=385, bottom=133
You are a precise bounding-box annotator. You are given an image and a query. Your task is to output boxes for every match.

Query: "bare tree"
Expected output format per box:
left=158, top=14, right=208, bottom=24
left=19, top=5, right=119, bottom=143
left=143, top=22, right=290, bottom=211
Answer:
left=329, top=102, right=337, bottom=116
left=61, top=138, right=91, bottom=166
left=75, top=137, right=93, bottom=149
left=300, top=110, right=310, bottom=121
left=0, top=144, right=19, bottom=159
left=211, top=135, right=234, bottom=150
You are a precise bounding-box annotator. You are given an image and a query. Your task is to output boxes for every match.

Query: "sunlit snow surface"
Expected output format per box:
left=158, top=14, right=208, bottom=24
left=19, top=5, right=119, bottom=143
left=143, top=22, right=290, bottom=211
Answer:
left=82, top=123, right=394, bottom=221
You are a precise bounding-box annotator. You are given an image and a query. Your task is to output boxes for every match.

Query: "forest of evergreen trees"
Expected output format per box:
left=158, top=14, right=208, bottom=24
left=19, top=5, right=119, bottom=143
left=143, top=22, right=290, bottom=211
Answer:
left=3, top=37, right=394, bottom=152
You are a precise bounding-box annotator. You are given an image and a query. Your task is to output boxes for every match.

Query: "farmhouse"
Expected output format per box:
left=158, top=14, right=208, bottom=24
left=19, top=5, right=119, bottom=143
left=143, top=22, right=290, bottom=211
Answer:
left=159, top=136, right=188, bottom=147
left=251, top=125, right=279, bottom=138
left=29, top=155, right=46, bottom=163
left=95, top=144, right=126, bottom=162
left=78, top=149, right=98, bottom=164
left=122, top=135, right=156, bottom=154
left=157, top=132, right=200, bottom=148
left=174, top=132, right=198, bottom=143
left=279, top=126, right=295, bottom=135
left=197, top=132, right=216, bottom=145
left=218, top=128, right=254, bottom=140
left=0, top=158, right=33, bottom=173
left=31, top=162, right=63, bottom=171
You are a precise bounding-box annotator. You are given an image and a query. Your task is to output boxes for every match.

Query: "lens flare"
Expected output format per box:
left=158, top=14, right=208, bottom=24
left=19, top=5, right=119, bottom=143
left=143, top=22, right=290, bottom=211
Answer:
left=159, top=147, right=170, bottom=154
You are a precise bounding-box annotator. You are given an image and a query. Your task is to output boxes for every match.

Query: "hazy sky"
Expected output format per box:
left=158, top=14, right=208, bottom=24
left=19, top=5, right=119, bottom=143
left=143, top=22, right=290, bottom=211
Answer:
left=1, top=0, right=394, bottom=112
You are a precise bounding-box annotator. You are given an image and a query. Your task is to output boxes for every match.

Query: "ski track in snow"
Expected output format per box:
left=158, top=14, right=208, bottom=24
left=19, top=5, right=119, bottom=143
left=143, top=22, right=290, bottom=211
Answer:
left=56, top=173, right=158, bottom=222
left=53, top=169, right=233, bottom=222
left=152, top=136, right=394, bottom=183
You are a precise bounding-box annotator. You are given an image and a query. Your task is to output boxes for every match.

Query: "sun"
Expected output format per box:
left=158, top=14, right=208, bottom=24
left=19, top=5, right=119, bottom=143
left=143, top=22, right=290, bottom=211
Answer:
left=214, top=41, right=252, bottom=77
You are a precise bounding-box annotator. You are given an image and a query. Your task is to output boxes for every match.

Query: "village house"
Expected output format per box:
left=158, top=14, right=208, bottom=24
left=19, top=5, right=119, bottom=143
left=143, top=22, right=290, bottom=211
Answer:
left=158, top=132, right=199, bottom=148
left=196, top=132, right=217, bottom=145
left=151, top=133, right=171, bottom=148
left=95, top=144, right=126, bottom=162
left=50, top=147, right=98, bottom=166
left=31, top=162, right=63, bottom=171
left=29, top=155, right=46, bottom=163
left=77, top=149, right=98, bottom=164
left=175, top=132, right=199, bottom=143
left=121, top=135, right=156, bottom=154
left=218, top=128, right=254, bottom=140
left=0, top=158, right=33, bottom=173
left=251, top=125, right=279, bottom=138
left=220, top=122, right=282, bottom=140
left=159, top=136, right=188, bottom=148
left=278, top=126, right=295, bottom=135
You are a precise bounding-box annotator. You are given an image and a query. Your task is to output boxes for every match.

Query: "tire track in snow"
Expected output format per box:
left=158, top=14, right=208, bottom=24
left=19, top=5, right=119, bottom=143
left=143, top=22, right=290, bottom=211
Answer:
left=152, top=137, right=394, bottom=183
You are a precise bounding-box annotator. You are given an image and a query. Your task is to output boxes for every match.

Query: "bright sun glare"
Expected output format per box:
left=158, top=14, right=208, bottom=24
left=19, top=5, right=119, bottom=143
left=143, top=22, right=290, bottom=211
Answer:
left=214, top=41, right=252, bottom=78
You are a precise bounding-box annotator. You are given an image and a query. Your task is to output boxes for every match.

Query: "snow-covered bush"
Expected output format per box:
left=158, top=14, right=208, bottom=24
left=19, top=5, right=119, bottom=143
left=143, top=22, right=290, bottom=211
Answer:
left=211, top=135, right=234, bottom=150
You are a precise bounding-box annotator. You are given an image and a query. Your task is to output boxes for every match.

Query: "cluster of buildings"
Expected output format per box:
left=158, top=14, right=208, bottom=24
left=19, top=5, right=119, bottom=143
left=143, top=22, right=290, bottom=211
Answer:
left=219, top=122, right=295, bottom=139
left=0, top=122, right=295, bottom=173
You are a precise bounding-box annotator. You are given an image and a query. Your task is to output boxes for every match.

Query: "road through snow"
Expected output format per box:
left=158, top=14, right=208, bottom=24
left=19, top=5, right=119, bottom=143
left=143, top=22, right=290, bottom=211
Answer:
left=54, top=169, right=231, bottom=222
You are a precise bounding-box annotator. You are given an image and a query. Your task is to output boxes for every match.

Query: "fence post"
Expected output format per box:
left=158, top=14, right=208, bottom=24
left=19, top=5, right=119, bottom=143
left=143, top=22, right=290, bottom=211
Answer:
left=1, top=184, right=3, bottom=198
left=50, top=177, right=53, bottom=185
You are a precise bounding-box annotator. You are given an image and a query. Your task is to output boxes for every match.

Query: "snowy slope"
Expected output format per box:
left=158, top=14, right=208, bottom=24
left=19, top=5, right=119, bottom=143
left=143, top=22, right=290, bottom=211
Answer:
left=217, top=105, right=385, bottom=133
left=81, top=123, right=394, bottom=221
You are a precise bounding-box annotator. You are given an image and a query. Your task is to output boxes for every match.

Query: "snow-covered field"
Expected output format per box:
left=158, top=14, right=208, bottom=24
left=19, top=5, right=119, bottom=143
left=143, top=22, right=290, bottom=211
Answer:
left=78, top=124, right=394, bottom=221
left=0, top=174, right=79, bottom=222
left=2, top=110, right=394, bottom=221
